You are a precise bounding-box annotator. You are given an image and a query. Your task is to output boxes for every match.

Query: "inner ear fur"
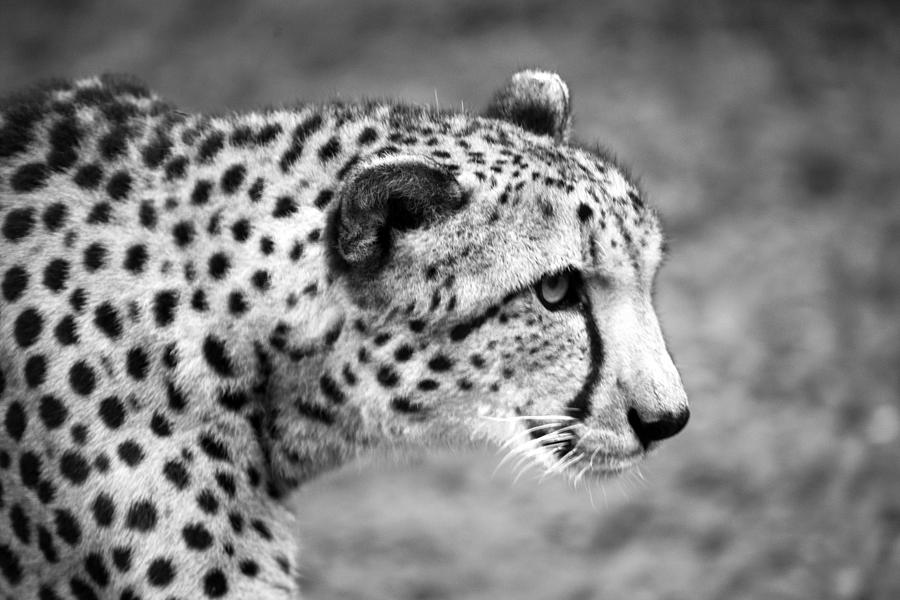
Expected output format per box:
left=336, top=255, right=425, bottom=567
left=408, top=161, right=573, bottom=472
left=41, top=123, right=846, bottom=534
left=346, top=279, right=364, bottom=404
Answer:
left=325, top=155, right=465, bottom=275
left=485, top=69, right=572, bottom=143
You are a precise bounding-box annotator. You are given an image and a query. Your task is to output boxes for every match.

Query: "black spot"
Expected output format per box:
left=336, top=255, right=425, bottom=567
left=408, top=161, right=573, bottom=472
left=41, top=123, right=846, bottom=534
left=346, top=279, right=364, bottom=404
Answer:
left=248, top=177, right=265, bottom=202
left=164, top=155, right=188, bottom=180
left=376, top=366, right=399, bottom=387
left=4, top=401, right=26, bottom=440
left=196, top=489, right=219, bottom=514
left=153, top=290, right=178, bottom=326
left=94, top=302, right=122, bottom=339
left=228, top=291, right=247, bottom=315
left=117, top=440, right=144, bottom=467
left=54, top=315, right=79, bottom=345
left=86, top=201, right=112, bottom=224
left=203, top=335, right=234, bottom=377
left=409, top=319, right=426, bottom=333
left=24, top=354, right=47, bottom=387
left=93, top=453, right=110, bottom=473
left=139, top=200, right=157, bottom=228
left=99, top=396, right=126, bottom=429
left=91, top=493, right=115, bottom=527
left=55, top=508, right=82, bottom=545
left=259, top=236, right=275, bottom=255
left=162, top=459, right=190, bottom=490
left=83, top=242, right=108, bottom=271
left=69, top=577, right=100, bottom=600
left=231, top=218, right=250, bottom=242
left=289, top=241, right=304, bottom=262
left=2, top=265, right=28, bottom=301
left=204, top=568, right=228, bottom=597
left=38, top=526, right=59, bottom=563
left=192, top=289, right=209, bottom=311
left=47, top=117, right=81, bottom=171
left=250, top=270, right=270, bottom=291
left=123, top=244, right=148, bottom=273
left=239, top=560, right=259, bottom=577
left=215, top=471, right=236, bottom=496
left=280, top=114, right=323, bottom=171
left=99, top=125, right=128, bottom=161
left=208, top=252, right=230, bottom=279
left=150, top=412, right=172, bottom=436
left=42, top=258, right=69, bottom=293
left=106, top=170, right=132, bottom=200
left=14, top=307, right=43, bottom=347
left=146, top=557, right=175, bottom=587
left=83, top=552, right=110, bottom=588
left=112, top=547, right=132, bottom=572
left=126, top=347, right=149, bottom=380
left=319, top=374, right=346, bottom=404
left=125, top=500, right=157, bottom=532
left=221, top=164, right=246, bottom=194
left=219, top=389, right=248, bottom=411
left=18, top=451, right=41, bottom=489
left=337, top=154, right=361, bottom=180
left=43, top=202, right=69, bottom=231
left=10, top=503, right=30, bottom=544
left=198, top=435, right=229, bottom=464
left=428, top=354, right=454, bottom=372
left=295, top=398, right=335, bottom=424
left=70, top=423, right=88, bottom=445
left=11, top=163, right=49, bottom=193
left=313, top=189, right=333, bottom=209
left=40, top=395, right=68, bottom=429
left=273, top=195, right=298, bottom=218
left=182, top=522, right=213, bottom=550
left=172, top=220, right=195, bottom=246
left=60, top=450, right=91, bottom=484
left=0, top=543, right=23, bottom=585
left=74, top=163, right=103, bottom=189
left=307, top=228, right=321, bottom=242
left=37, top=479, right=57, bottom=504
left=251, top=519, right=272, bottom=540
left=68, top=360, right=97, bottom=396
left=3, top=207, right=36, bottom=240
left=70, top=287, right=87, bottom=312
left=198, top=131, right=225, bottom=162
left=142, top=135, right=172, bottom=168
left=418, top=379, right=439, bottom=391
left=192, top=179, right=213, bottom=205
left=577, top=203, right=593, bottom=222
left=358, top=127, right=378, bottom=145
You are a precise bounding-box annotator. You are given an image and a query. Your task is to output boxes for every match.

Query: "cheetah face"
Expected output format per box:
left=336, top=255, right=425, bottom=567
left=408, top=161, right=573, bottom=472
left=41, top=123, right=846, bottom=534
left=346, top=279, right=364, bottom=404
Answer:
left=322, top=71, right=688, bottom=480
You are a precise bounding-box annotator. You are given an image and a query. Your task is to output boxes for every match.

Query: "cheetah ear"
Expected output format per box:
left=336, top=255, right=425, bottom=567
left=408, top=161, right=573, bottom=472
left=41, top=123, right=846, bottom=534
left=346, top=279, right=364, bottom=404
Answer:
left=485, top=69, right=572, bottom=143
left=325, top=155, right=465, bottom=274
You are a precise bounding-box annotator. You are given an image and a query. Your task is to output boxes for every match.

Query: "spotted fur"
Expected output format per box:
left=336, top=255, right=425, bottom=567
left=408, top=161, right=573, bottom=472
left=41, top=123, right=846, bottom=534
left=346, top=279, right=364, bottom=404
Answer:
left=0, top=70, right=688, bottom=599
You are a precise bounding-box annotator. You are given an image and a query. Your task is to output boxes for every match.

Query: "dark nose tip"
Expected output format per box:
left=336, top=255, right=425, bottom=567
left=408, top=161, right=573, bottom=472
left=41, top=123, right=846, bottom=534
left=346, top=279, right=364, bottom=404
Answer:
left=627, top=407, right=690, bottom=449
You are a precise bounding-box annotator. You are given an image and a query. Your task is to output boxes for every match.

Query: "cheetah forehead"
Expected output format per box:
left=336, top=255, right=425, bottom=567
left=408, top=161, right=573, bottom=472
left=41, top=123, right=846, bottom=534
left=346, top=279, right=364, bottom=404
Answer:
left=375, top=121, right=664, bottom=300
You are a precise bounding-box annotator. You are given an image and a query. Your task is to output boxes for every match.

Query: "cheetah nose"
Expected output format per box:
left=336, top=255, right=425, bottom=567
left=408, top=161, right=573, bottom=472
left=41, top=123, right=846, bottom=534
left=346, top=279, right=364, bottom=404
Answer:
left=627, top=407, right=690, bottom=450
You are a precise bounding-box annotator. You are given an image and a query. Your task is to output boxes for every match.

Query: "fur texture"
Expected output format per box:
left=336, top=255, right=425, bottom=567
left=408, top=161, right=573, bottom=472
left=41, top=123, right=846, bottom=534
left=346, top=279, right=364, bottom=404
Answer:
left=0, top=71, right=688, bottom=599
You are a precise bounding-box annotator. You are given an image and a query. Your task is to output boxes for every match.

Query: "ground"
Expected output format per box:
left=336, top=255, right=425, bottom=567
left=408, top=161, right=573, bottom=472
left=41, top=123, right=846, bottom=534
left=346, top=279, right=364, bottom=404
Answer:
left=1, top=1, right=898, bottom=598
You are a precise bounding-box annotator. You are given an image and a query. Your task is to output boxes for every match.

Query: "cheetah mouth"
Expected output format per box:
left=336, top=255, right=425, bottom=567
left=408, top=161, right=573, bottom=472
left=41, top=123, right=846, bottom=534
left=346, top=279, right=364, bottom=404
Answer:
left=504, top=415, right=644, bottom=478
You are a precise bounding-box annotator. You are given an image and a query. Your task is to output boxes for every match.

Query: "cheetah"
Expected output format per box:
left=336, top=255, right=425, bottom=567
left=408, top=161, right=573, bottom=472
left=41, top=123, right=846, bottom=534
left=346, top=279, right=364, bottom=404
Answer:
left=0, top=70, right=689, bottom=599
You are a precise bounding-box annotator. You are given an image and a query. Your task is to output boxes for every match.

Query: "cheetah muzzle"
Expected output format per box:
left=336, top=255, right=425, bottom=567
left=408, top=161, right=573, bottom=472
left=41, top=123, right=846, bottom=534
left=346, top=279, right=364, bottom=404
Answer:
left=0, top=69, right=689, bottom=599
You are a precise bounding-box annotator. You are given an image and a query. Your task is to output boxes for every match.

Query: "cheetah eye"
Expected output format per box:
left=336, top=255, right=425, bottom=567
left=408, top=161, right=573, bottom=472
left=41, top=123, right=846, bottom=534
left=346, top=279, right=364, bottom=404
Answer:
left=535, top=270, right=581, bottom=310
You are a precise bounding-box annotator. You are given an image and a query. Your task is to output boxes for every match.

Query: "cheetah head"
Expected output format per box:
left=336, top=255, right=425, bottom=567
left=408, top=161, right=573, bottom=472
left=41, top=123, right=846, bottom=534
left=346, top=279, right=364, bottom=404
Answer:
left=299, top=71, right=688, bottom=482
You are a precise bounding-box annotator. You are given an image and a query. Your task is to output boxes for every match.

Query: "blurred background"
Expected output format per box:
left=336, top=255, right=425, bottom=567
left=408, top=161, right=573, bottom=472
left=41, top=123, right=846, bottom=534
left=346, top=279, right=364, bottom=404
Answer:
left=2, top=0, right=899, bottom=598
